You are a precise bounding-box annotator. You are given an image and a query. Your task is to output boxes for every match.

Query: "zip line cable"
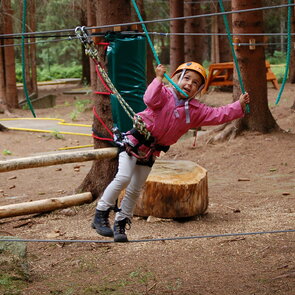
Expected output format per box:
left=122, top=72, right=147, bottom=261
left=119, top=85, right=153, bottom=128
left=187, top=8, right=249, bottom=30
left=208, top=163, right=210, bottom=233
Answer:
left=1, top=32, right=295, bottom=41
left=1, top=229, right=294, bottom=244
left=0, top=32, right=292, bottom=49
left=1, top=3, right=294, bottom=39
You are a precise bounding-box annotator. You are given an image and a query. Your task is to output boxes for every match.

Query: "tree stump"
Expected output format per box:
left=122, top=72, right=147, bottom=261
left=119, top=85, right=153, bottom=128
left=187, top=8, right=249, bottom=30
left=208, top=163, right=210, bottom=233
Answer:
left=132, top=160, right=208, bottom=218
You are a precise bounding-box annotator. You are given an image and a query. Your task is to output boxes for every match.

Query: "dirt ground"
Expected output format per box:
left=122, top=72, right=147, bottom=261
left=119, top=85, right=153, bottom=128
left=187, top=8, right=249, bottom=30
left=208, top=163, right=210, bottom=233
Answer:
left=0, top=82, right=294, bottom=295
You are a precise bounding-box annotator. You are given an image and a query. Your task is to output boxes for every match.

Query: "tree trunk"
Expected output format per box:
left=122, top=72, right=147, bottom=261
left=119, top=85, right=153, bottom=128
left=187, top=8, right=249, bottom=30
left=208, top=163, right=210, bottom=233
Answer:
left=77, top=0, right=131, bottom=199
left=0, top=23, right=7, bottom=113
left=169, top=0, right=184, bottom=73
left=209, top=0, right=279, bottom=143
left=27, top=0, right=38, bottom=96
left=211, top=14, right=219, bottom=63
left=232, top=0, right=278, bottom=133
left=218, top=1, right=231, bottom=62
left=81, top=1, right=90, bottom=85
left=131, top=160, right=208, bottom=218
left=86, top=0, right=97, bottom=89
left=2, top=0, right=18, bottom=109
left=137, top=0, right=153, bottom=85
left=0, top=148, right=117, bottom=172
left=0, top=193, right=93, bottom=219
left=184, top=2, right=206, bottom=63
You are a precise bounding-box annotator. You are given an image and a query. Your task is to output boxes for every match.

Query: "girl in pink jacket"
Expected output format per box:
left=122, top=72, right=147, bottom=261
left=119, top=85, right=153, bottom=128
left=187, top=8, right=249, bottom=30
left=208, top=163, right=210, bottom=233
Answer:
left=92, top=62, right=250, bottom=242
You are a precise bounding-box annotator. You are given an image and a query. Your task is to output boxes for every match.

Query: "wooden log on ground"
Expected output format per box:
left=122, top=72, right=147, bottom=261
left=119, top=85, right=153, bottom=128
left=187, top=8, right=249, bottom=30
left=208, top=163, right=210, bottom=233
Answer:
left=0, top=192, right=93, bottom=219
left=127, top=160, right=208, bottom=218
left=0, top=148, right=118, bottom=172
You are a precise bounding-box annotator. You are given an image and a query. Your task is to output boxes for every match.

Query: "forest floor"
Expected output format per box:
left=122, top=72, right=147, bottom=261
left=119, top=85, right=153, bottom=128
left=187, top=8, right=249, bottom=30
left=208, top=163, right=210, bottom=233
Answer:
left=0, top=82, right=294, bottom=295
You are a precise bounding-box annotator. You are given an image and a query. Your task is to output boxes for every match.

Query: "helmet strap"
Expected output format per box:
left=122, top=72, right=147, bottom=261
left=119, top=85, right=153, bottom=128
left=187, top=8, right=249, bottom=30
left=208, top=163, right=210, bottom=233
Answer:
left=177, top=69, right=186, bottom=85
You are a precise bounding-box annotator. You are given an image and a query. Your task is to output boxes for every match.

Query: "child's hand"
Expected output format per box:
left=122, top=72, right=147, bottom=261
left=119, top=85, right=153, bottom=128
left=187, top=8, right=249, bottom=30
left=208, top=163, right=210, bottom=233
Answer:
left=155, top=64, right=166, bottom=81
left=239, top=92, right=250, bottom=111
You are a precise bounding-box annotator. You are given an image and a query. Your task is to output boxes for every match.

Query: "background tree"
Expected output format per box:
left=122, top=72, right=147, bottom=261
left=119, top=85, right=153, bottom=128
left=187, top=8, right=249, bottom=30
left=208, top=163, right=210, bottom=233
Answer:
left=0, top=0, right=18, bottom=112
left=184, top=1, right=206, bottom=63
left=24, top=0, right=38, bottom=97
left=77, top=0, right=132, bottom=199
left=169, top=0, right=184, bottom=73
left=209, top=0, right=278, bottom=142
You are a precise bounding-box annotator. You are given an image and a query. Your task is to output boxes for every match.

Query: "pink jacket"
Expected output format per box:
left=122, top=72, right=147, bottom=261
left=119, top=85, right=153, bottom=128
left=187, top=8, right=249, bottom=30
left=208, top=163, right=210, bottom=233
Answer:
left=133, top=78, right=244, bottom=148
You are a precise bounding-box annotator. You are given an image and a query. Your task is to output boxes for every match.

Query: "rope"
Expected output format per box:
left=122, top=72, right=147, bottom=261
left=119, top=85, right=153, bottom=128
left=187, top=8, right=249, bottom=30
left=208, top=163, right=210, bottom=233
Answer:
left=3, top=3, right=294, bottom=39
left=218, top=0, right=250, bottom=114
left=131, top=0, right=188, bottom=98
left=1, top=229, right=294, bottom=244
left=75, top=27, right=152, bottom=140
left=275, top=0, right=292, bottom=105
left=21, top=0, right=36, bottom=118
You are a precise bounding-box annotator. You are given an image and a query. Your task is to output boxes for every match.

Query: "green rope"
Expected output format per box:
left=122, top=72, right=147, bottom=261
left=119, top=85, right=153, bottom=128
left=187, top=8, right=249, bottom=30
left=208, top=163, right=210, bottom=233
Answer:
left=131, top=0, right=188, bottom=98
left=218, top=0, right=250, bottom=113
left=21, top=0, right=36, bottom=117
left=275, top=0, right=292, bottom=105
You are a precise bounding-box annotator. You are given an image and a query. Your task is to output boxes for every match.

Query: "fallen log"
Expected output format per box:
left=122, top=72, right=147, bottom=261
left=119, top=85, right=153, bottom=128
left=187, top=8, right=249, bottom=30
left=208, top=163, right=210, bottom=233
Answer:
left=0, top=148, right=118, bottom=172
left=0, top=192, right=93, bottom=219
left=121, top=160, right=208, bottom=218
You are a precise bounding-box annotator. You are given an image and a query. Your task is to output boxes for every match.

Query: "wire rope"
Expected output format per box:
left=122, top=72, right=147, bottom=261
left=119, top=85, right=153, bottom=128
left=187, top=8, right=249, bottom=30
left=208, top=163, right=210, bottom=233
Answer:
left=1, top=229, right=294, bottom=244
left=1, top=3, right=294, bottom=39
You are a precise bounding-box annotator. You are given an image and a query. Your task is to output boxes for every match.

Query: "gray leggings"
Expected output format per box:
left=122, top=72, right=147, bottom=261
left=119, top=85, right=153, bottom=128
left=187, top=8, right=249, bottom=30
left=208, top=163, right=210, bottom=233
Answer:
left=96, top=151, right=152, bottom=221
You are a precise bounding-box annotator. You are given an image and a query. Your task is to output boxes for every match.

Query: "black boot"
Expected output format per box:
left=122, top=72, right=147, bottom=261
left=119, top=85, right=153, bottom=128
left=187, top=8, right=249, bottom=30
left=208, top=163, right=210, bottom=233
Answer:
left=113, top=218, right=131, bottom=242
left=91, top=209, right=113, bottom=237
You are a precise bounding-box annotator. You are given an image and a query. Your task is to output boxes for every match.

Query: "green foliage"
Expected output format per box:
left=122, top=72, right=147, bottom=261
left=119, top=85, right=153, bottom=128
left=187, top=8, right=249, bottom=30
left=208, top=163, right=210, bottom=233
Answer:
left=50, top=130, right=65, bottom=140
left=0, top=273, right=25, bottom=295
left=15, top=64, right=82, bottom=82
left=70, top=99, right=91, bottom=121
left=266, top=51, right=286, bottom=64
left=2, top=149, right=12, bottom=156
left=12, top=0, right=83, bottom=81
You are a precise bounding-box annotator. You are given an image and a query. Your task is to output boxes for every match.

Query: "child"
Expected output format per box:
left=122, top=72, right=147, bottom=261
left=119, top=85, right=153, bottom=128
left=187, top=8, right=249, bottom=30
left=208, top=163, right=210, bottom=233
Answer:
left=92, top=61, right=250, bottom=242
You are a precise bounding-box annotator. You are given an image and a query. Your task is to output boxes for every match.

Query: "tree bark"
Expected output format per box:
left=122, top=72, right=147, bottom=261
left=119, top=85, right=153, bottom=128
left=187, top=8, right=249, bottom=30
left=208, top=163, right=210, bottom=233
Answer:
left=170, top=0, right=184, bottom=73
left=137, top=0, right=153, bottom=85
left=86, top=0, right=98, bottom=89
left=131, top=160, right=208, bottom=218
left=2, top=0, right=18, bottom=109
left=0, top=193, right=93, bottom=219
left=27, top=0, right=38, bottom=96
left=0, top=148, right=117, bottom=172
left=218, top=1, right=231, bottom=62
left=232, top=0, right=278, bottom=133
left=184, top=1, right=206, bottom=63
left=209, top=0, right=279, bottom=143
left=77, top=0, right=131, bottom=199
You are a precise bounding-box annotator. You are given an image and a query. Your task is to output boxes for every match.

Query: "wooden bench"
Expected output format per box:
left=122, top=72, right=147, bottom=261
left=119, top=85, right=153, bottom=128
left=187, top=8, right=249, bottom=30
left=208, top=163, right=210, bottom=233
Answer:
left=202, top=61, right=279, bottom=93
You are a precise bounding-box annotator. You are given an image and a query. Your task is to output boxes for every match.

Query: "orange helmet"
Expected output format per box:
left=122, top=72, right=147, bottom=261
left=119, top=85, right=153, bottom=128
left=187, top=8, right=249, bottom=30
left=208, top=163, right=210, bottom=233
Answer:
left=171, top=62, right=207, bottom=84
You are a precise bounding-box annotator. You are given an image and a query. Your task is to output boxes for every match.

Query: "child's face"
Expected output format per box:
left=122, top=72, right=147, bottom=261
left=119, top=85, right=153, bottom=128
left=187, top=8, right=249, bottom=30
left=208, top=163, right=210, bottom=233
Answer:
left=173, top=70, right=203, bottom=99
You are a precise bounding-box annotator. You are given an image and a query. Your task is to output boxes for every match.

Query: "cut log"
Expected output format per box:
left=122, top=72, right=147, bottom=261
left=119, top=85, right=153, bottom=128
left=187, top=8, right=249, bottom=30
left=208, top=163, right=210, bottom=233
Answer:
left=124, top=160, right=208, bottom=218
left=0, top=148, right=118, bottom=172
left=0, top=192, right=93, bottom=219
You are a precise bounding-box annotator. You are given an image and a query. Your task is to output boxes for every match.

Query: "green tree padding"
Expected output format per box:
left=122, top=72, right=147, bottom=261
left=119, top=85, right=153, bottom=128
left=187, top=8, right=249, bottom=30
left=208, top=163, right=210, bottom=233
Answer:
left=107, top=35, right=147, bottom=132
